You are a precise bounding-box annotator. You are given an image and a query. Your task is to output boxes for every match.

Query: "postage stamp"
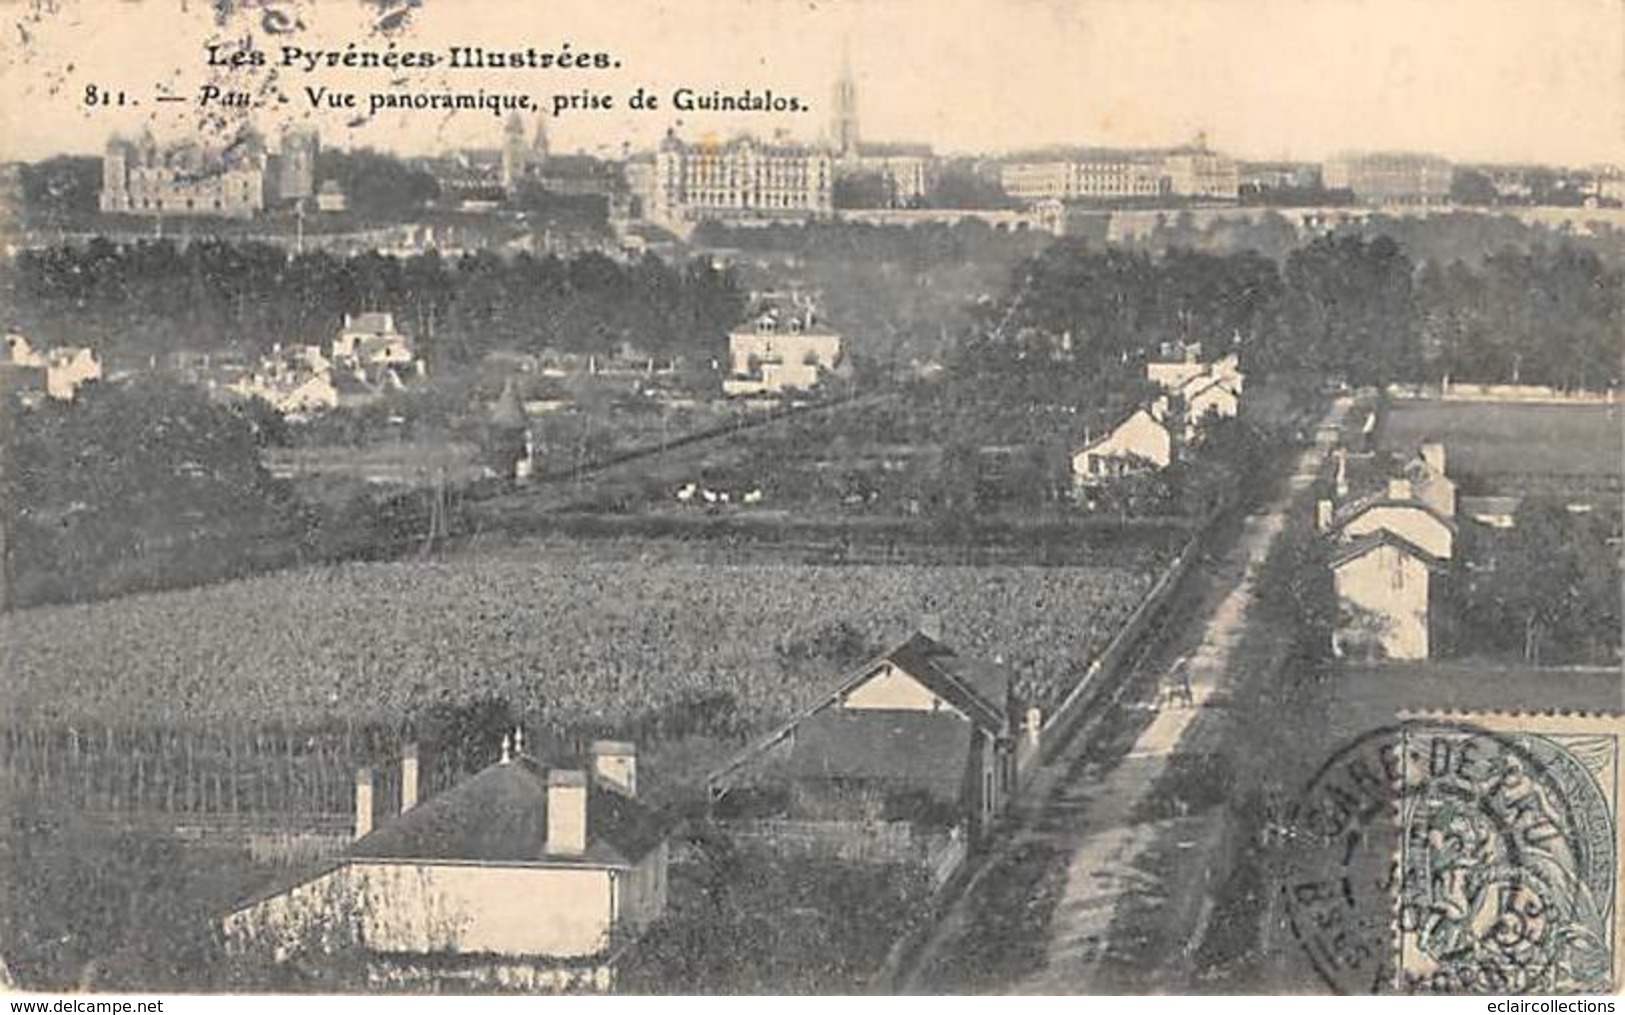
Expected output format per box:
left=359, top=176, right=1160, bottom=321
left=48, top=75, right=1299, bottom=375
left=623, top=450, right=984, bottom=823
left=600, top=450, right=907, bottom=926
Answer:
left=1279, top=713, right=1622, bottom=995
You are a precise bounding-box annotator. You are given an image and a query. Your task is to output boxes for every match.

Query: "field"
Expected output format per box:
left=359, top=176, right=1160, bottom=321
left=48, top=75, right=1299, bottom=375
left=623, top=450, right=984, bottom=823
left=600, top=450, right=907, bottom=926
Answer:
left=0, top=540, right=1157, bottom=735
left=1377, top=400, right=1622, bottom=480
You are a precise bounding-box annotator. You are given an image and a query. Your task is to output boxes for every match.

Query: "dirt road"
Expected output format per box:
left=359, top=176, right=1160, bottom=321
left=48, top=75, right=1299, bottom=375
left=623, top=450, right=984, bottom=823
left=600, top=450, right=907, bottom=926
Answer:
left=902, top=399, right=1349, bottom=993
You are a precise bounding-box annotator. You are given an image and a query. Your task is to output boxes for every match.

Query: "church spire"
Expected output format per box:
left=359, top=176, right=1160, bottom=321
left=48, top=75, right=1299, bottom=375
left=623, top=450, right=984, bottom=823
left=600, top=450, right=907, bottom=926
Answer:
left=833, top=42, right=859, bottom=159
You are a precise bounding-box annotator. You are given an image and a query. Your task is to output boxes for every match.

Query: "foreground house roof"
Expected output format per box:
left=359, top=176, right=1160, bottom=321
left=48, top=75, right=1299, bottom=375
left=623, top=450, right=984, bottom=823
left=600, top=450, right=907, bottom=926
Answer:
left=786, top=709, right=974, bottom=808
left=707, top=631, right=1015, bottom=794
left=353, top=757, right=665, bottom=868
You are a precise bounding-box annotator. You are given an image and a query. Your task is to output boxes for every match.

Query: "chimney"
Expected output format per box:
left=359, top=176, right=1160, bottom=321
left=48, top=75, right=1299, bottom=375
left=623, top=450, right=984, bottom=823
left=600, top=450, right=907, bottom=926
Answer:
left=590, top=741, right=637, bottom=798
left=1388, top=477, right=1413, bottom=501
left=400, top=742, right=419, bottom=814
left=918, top=613, right=943, bottom=641
left=545, top=769, right=588, bottom=855
left=1419, top=442, right=1446, bottom=476
left=354, top=766, right=375, bottom=839
left=1334, top=448, right=1348, bottom=498
left=1316, top=499, right=1334, bottom=532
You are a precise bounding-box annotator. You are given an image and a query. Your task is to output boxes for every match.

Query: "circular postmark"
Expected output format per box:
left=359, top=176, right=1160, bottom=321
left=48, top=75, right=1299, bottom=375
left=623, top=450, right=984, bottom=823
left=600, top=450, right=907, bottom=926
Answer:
left=1276, top=719, right=1616, bottom=995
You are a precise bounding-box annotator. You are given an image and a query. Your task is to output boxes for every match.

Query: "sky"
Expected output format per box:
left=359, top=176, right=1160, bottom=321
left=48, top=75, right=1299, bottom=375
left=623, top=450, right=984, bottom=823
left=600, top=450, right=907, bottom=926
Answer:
left=0, top=0, right=1621, bottom=166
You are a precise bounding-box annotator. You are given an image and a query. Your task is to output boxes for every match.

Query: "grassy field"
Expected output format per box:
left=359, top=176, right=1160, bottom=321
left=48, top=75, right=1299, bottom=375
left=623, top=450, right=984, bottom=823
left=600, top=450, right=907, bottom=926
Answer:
left=1377, top=400, right=1621, bottom=480
left=1, top=539, right=1155, bottom=734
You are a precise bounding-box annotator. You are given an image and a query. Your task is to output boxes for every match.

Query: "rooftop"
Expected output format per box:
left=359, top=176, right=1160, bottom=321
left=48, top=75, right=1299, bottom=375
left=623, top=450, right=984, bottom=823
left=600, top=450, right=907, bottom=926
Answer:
left=881, top=631, right=1012, bottom=734
left=351, top=756, right=665, bottom=868
left=787, top=708, right=973, bottom=809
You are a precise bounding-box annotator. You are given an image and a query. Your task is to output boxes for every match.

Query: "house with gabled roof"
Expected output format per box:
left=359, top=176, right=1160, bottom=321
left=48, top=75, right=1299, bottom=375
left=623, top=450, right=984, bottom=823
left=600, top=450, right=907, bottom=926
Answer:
left=333, top=312, right=417, bottom=371
left=1329, top=477, right=1456, bottom=561
left=1319, top=439, right=1462, bottom=662
left=223, top=737, right=668, bottom=992
left=1071, top=402, right=1176, bottom=490
left=708, top=631, right=1020, bottom=843
left=1146, top=341, right=1244, bottom=396
left=1330, top=528, right=1447, bottom=661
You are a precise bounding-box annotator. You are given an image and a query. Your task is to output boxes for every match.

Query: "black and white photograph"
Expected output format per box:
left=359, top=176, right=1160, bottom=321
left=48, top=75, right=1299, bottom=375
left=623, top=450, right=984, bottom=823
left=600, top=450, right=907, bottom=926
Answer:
left=0, top=0, right=1621, bottom=999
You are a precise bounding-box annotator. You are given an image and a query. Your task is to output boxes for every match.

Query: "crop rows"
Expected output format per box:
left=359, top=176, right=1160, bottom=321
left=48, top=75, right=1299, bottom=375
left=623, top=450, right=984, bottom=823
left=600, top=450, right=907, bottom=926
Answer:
left=2, top=551, right=1155, bottom=732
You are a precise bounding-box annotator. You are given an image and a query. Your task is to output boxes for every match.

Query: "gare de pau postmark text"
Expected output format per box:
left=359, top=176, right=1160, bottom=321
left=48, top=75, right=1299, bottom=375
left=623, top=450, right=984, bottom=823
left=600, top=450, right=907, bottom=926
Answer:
left=1279, top=716, right=1621, bottom=995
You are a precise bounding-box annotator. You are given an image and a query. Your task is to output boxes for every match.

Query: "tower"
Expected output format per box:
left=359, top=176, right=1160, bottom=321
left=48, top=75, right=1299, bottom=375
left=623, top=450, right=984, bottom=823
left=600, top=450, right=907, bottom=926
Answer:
left=278, top=125, right=318, bottom=202
left=531, top=115, right=549, bottom=167
left=832, top=47, right=859, bottom=159
left=501, top=112, right=529, bottom=192
left=100, top=136, right=130, bottom=213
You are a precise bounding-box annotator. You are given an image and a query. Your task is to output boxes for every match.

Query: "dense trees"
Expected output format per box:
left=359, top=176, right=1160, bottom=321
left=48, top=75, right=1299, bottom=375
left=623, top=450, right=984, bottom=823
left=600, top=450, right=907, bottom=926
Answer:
left=2, top=241, right=744, bottom=366
left=926, top=162, right=1018, bottom=209
left=1458, top=498, right=1623, bottom=665
left=1, top=380, right=306, bottom=606
left=962, top=234, right=1622, bottom=393
left=311, top=148, right=439, bottom=221
left=16, top=156, right=102, bottom=224
left=832, top=171, right=897, bottom=209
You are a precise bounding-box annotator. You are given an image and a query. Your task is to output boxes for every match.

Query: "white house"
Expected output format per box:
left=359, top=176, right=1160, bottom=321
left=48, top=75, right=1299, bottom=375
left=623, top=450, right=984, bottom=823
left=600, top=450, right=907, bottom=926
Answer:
left=1330, top=530, right=1444, bottom=661
left=1071, top=404, right=1175, bottom=488
left=224, top=739, right=667, bottom=992
left=230, top=348, right=341, bottom=418
left=1329, top=478, right=1455, bottom=561
left=1146, top=342, right=1243, bottom=396
left=43, top=347, right=102, bottom=400
left=333, top=312, right=416, bottom=369
left=723, top=299, right=843, bottom=397
left=1319, top=440, right=1461, bottom=662
left=7, top=336, right=103, bottom=401
left=1179, top=373, right=1240, bottom=438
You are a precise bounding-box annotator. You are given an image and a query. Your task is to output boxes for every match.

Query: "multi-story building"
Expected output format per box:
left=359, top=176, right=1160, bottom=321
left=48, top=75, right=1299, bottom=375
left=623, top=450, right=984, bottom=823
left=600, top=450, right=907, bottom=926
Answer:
left=651, top=131, right=833, bottom=226
left=1321, top=152, right=1453, bottom=206
left=1002, top=137, right=1240, bottom=205
left=1161, top=137, right=1240, bottom=200
left=1000, top=152, right=1166, bottom=203
left=837, top=143, right=937, bottom=207
left=100, top=129, right=269, bottom=218
left=723, top=294, right=843, bottom=397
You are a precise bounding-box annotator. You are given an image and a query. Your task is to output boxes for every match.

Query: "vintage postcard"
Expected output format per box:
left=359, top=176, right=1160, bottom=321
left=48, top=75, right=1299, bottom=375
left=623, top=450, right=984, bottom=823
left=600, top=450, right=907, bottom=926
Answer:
left=0, top=0, right=1621, bottom=998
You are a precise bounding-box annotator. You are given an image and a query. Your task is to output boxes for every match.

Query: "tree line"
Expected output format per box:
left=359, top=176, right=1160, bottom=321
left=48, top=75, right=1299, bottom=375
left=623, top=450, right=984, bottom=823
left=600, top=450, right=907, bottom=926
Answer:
left=2, top=240, right=745, bottom=364
left=959, top=235, right=1622, bottom=392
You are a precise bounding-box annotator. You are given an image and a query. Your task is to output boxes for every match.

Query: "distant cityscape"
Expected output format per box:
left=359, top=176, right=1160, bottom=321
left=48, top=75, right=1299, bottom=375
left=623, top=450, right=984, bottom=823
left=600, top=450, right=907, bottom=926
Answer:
left=36, top=58, right=1623, bottom=249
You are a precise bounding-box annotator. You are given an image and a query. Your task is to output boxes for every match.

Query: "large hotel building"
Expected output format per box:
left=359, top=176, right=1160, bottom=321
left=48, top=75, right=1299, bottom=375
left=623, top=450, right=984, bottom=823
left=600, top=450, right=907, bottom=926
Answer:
left=649, top=131, right=834, bottom=226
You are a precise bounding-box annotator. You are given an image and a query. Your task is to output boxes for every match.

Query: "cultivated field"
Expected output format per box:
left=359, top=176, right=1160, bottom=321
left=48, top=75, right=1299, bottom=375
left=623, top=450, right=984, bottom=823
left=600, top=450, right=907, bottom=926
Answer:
left=1377, top=400, right=1622, bottom=480
left=1, top=543, right=1156, bottom=733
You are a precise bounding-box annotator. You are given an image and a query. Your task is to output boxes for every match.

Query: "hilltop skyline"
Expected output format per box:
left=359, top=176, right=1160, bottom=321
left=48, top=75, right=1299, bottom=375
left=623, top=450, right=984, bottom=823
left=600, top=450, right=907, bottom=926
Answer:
left=1, top=0, right=1621, bottom=167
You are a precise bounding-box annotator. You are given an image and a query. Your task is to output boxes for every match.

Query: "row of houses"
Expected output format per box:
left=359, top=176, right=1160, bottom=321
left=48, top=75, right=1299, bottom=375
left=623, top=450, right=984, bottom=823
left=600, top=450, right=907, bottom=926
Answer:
left=224, top=313, right=426, bottom=418
left=1319, top=419, right=1458, bottom=661
left=1070, top=341, right=1245, bottom=492
left=223, top=628, right=1020, bottom=990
